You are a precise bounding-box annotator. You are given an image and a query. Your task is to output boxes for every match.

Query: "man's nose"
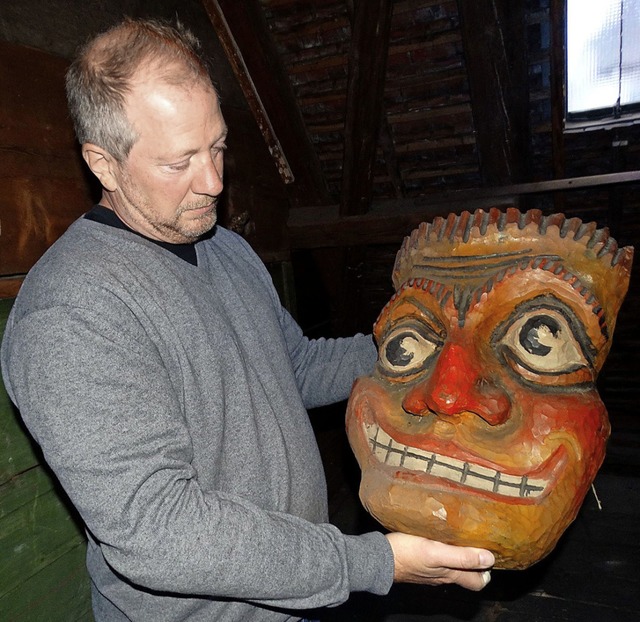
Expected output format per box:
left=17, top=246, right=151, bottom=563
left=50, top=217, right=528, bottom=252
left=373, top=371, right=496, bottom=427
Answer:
left=402, top=342, right=511, bottom=425
left=193, top=155, right=223, bottom=196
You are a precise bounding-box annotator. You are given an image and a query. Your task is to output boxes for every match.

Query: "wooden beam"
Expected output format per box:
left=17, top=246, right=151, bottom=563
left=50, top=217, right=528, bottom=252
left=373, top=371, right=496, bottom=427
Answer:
left=200, top=0, right=331, bottom=206
left=457, top=0, right=531, bottom=184
left=288, top=170, right=640, bottom=249
left=340, top=0, right=394, bottom=215
left=290, top=197, right=514, bottom=250
left=378, top=114, right=406, bottom=199
left=200, top=0, right=292, bottom=183
left=550, top=0, right=567, bottom=211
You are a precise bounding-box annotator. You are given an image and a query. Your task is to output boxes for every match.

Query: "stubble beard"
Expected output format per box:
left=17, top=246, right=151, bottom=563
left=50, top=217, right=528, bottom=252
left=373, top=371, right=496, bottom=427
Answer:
left=114, top=160, right=220, bottom=243
left=173, top=199, right=218, bottom=242
left=116, top=178, right=219, bottom=243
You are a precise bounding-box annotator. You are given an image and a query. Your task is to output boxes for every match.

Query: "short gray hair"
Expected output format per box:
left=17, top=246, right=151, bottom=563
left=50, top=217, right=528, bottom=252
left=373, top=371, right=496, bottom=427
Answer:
left=65, top=17, right=214, bottom=161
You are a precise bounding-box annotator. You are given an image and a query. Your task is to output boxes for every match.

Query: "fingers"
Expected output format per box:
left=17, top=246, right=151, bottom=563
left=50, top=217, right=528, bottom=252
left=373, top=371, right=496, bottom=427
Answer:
left=386, top=532, right=495, bottom=590
left=452, top=568, right=492, bottom=592
left=412, top=536, right=495, bottom=570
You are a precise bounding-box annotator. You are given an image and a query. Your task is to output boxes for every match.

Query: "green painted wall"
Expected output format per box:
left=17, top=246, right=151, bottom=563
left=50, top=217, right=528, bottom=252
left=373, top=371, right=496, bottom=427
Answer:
left=0, top=298, right=93, bottom=620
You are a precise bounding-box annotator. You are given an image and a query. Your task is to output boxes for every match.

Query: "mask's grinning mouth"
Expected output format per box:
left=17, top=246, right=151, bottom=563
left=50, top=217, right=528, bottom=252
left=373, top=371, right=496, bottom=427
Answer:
left=366, top=424, right=548, bottom=499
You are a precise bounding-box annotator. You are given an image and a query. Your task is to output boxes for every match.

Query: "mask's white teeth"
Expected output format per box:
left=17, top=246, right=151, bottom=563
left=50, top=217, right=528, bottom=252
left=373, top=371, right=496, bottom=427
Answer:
left=367, top=424, right=547, bottom=499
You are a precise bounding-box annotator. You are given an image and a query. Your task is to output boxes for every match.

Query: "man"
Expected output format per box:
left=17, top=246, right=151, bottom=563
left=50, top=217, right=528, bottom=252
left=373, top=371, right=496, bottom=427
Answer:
left=1, top=18, right=493, bottom=622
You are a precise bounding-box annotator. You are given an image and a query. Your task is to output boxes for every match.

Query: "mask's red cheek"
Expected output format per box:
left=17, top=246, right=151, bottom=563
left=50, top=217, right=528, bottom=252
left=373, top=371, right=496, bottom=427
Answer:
left=516, top=387, right=610, bottom=459
left=346, top=373, right=610, bottom=569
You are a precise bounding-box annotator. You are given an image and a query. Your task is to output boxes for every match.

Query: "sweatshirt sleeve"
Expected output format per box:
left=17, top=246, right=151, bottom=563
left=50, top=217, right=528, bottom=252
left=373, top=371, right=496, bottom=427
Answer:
left=221, top=228, right=379, bottom=410
left=1, top=299, right=393, bottom=610
left=278, top=305, right=379, bottom=409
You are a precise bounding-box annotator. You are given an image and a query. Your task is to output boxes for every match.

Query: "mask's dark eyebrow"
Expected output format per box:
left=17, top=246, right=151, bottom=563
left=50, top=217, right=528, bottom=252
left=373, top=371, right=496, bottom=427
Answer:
left=380, top=291, right=448, bottom=337
left=412, top=250, right=561, bottom=281
left=393, top=254, right=608, bottom=338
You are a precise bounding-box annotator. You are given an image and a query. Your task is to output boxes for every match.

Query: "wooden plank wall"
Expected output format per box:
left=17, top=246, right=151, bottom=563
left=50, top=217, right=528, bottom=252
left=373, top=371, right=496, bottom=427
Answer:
left=0, top=299, right=93, bottom=620
left=0, top=41, right=94, bottom=619
left=0, top=40, right=93, bottom=298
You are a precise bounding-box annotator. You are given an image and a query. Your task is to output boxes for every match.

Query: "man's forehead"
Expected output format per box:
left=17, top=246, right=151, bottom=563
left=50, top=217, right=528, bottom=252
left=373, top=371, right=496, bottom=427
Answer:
left=124, top=70, right=223, bottom=134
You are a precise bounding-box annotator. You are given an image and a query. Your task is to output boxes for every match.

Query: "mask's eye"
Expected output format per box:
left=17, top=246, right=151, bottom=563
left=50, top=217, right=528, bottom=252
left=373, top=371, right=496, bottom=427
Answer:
left=498, top=307, right=592, bottom=383
left=378, top=324, right=441, bottom=378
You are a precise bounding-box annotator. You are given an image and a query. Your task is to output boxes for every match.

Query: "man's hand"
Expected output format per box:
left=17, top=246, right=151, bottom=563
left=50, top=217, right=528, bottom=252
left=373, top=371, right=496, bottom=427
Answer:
left=386, top=532, right=495, bottom=591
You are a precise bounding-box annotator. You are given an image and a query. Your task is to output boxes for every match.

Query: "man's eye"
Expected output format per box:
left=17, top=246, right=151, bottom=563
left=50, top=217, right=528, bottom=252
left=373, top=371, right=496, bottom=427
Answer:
left=167, top=161, right=189, bottom=171
left=378, top=326, right=440, bottom=377
left=498, top=309, right=589, bottom=375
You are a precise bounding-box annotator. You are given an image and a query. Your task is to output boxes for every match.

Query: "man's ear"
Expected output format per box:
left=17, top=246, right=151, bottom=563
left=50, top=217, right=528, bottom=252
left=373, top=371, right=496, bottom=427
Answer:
left=82, top=144, right=119, bottom=192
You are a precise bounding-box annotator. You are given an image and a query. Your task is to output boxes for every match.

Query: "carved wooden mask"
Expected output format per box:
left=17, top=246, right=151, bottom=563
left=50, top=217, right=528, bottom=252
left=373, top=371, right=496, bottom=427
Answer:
left=346, top=208, right=633, bottom=569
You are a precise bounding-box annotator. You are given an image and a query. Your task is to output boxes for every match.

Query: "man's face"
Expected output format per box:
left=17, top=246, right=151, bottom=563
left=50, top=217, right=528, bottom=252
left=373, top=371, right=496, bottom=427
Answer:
left=346, top=210, right=632, bottom=569
left=106, top=71, right=227, bottom=243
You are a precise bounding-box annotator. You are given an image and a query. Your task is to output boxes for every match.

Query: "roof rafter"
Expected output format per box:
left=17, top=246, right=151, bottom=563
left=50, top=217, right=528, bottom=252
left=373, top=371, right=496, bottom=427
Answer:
left=457, top=0, right=531, bottom=185
left=201, top=0, right=331, bottom=207
left=340, top=0, right=395, bottom=215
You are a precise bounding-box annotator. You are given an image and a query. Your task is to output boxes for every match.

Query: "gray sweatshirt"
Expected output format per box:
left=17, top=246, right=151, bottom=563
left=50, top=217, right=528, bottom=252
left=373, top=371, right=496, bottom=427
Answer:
left=1, top=218, right=394, bottom=621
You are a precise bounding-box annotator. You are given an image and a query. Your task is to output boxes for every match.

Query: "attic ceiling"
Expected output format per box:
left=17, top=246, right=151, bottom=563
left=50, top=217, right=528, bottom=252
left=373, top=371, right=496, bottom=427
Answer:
left=262, top=0, right=480, bottom=200
left=205, top=0, right=547, bottom=216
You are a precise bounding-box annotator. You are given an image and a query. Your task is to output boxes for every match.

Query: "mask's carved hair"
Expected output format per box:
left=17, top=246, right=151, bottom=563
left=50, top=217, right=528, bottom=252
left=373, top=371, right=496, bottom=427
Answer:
left=66, top=17, right=215, bottom=162
left=392, top=207, right=633, bottom=334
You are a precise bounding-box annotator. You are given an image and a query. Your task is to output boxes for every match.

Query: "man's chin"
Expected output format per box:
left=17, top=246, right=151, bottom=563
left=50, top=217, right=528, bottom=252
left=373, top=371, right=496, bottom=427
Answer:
left=179, top=211, right=217, bottom=241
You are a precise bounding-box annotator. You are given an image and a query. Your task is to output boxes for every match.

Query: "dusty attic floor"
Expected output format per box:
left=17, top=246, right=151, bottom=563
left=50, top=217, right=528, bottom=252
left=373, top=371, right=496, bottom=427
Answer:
left=307, top=404, right=640, bottom=622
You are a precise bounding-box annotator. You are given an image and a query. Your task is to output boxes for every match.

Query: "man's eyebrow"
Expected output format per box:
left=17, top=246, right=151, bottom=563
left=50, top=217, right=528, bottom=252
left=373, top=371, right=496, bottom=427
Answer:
left=162, top=149, right=197, bottom=161
left=212, top=128, right=229, bottom=147
left=155, top=131, right=229, bottom=163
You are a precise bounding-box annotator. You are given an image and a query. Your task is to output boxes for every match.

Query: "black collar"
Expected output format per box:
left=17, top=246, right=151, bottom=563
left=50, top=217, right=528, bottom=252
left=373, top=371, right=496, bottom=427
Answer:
left=84, top=205, right=198, bottom=266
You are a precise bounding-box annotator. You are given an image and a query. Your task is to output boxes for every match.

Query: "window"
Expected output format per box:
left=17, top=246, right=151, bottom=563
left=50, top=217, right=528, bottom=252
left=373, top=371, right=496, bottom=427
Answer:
left=566, top=0, right=640, bottom=130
